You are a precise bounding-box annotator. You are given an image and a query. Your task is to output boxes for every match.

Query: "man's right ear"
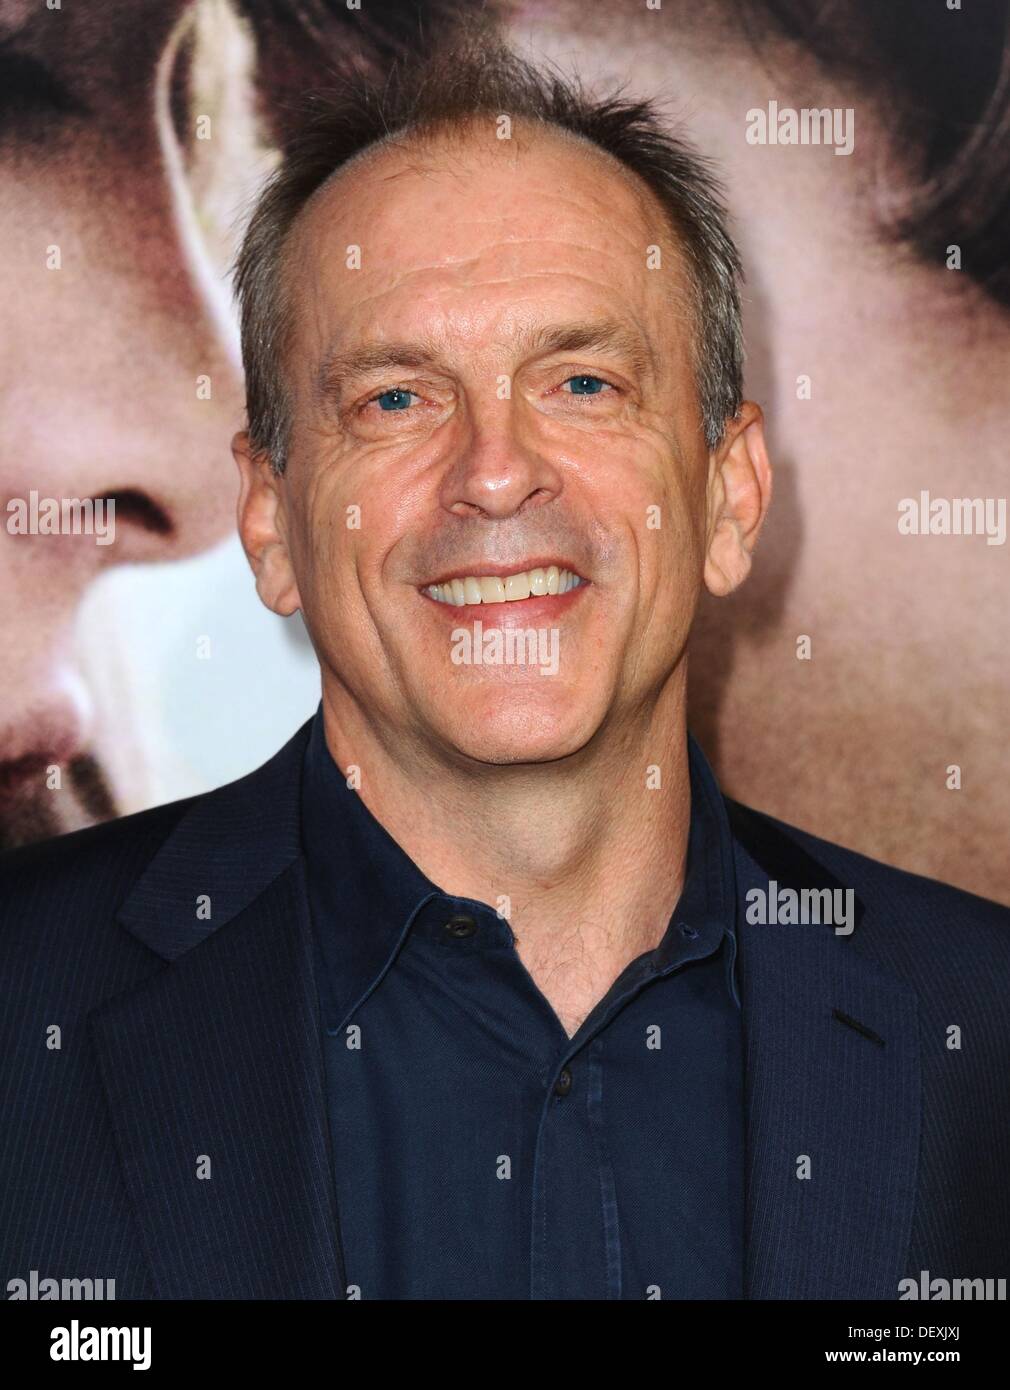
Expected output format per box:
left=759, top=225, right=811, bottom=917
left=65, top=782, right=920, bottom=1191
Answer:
left=231, top=430, right=302, bottom=617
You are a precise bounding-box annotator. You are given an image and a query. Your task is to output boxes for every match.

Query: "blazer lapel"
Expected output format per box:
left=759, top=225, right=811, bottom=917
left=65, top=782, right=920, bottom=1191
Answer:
left=88, top=720, right=345, bottom=1299
left=84, top=715, right=921, bottom=1300
left=729, top=803, right=921, bottom=1299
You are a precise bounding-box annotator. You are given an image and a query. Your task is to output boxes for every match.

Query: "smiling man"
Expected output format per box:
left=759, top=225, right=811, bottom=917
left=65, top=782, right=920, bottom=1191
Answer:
left=1, top=33, right=1008, bottom=1302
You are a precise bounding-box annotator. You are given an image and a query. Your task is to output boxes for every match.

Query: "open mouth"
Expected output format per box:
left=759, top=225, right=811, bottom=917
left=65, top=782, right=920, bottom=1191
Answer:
left=422, top=564, right=587, bottom=607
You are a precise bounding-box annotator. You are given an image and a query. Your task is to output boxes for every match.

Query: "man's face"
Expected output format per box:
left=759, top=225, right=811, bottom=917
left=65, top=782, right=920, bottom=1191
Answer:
left=241, top=126, right=764, bottom=768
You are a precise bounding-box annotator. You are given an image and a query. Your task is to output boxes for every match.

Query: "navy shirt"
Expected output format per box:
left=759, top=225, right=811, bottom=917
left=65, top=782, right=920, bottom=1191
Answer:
left=301, top=706, right=744, bottom=1300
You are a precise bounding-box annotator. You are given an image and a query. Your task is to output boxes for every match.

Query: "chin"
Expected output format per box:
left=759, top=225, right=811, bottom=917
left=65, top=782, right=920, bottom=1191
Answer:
left=433, top=682, right=603, bottom=766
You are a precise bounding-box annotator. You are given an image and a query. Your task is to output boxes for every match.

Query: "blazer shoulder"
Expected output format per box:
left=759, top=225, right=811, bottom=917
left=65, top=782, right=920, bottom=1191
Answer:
left=0, top=794, right=199, bottom=937
left=725, top=796, right=1010, bottom=944
left=0, top=716, right=314, bottom=912
left=0, top=718, right=313, bottom=975
left=0, top=796, right=215, bottom=1031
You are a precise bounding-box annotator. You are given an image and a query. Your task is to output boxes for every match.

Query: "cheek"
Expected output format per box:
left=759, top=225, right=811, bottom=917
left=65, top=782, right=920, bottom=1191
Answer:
left=604, top=430, right=704, bottom=541
left=311, top=433, right=437, bottom=533
left=633, top=457, right=709, bottom=597
left=293, top=470, right=415, bottom=630
left=287, top=475, right=359, bottom=605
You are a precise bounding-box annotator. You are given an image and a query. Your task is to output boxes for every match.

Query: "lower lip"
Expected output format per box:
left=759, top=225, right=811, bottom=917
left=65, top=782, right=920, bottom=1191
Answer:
left=419, top=584, right=589, bottom=623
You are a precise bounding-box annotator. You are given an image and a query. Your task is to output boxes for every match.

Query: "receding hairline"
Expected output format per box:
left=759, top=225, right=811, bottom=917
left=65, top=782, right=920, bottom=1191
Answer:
left=288, top=114, right=688, bottom=267
left=277, top=113, right=696, bottom=381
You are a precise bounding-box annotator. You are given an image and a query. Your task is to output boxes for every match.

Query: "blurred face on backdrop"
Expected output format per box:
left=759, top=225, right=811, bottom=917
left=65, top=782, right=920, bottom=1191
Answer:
left=0, top=0, right=515, bottom=853
left=507, top=0, right=1010, bottom=903
left=234, top=123, right=770, bottom=775
left=0, top=0, right=246, bottom=847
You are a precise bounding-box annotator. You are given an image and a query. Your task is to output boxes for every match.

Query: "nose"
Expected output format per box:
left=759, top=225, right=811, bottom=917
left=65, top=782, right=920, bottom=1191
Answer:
left=0, top=81, right=246, bottom=829
left=0, top=550, right=97, bottom=830
left=4, top=214, right=244, bottom=573
left=439, top=409, right=565, bottom=522
left=2, top=143, right=245, bottom=578
left=0, top=663, right=92, bottom=775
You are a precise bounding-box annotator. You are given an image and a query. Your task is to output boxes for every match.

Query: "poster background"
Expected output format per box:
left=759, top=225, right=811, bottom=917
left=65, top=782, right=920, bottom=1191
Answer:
left=2, top=0, right=1007, bottom=903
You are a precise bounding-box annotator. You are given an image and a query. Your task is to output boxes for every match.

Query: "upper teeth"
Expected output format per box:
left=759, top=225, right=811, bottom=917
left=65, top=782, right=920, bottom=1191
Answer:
left=425, top=566, right=584, bottom=605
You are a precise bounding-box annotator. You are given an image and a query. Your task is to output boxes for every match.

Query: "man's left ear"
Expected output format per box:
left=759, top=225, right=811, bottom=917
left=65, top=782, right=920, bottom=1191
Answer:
left=232, top=429, right=303, bottom=617
left=703, top=401, right=773, bottom=597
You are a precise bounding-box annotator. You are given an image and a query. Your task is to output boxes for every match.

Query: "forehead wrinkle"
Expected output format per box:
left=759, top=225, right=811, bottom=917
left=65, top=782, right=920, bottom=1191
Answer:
left=303, top=118, right=676, bottom=264
left=313, top=313, right=661, bottom=407
left=296, top=134, right=690, bottom=404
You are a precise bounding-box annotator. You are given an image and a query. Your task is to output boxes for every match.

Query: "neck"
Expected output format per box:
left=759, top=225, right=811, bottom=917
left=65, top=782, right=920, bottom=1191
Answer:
left=319, top=669, right=693, bottom=1035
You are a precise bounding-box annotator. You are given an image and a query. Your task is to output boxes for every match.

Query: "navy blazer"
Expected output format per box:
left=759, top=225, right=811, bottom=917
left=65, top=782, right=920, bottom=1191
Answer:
left=1, top=717, right=1008, bottom=1299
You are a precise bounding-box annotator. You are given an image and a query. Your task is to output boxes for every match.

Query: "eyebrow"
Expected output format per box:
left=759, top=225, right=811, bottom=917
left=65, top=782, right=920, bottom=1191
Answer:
left=313, top=318, right=658, bottom=407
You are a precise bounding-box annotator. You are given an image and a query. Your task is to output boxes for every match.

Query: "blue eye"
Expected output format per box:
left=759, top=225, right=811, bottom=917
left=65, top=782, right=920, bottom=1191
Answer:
left=564, top=375, right=608, bottom=396
left=374, top=388, right=417, bottom=411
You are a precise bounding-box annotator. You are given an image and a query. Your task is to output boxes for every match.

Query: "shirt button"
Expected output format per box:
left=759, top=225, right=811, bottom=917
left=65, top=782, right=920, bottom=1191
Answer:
left=553, top=1066, right=573, bottom=1097
left=443, top=914, right=477, bottom=939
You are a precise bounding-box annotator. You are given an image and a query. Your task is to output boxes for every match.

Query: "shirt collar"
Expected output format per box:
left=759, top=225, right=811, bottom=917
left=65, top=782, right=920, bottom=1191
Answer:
left=300, top=702, right=740, bottom=1029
